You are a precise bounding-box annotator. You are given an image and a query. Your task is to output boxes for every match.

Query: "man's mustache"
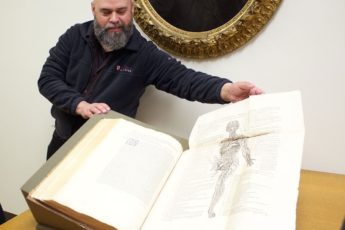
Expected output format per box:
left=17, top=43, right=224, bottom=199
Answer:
left=105, top=23, right=124, bottom=31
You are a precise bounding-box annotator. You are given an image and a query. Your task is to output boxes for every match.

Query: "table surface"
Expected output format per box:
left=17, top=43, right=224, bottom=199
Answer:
left=1, top=170, right=345, bottom=230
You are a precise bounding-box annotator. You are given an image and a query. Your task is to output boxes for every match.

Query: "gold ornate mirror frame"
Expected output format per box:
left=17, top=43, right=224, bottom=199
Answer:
left=134, top=0, right=282, bottom=59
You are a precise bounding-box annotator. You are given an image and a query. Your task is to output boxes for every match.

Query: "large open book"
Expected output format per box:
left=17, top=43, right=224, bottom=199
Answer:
left=29, top=91, right=305, bottom=230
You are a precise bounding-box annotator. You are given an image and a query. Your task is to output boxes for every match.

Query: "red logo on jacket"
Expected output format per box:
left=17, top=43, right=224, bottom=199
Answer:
left=115, top=65, right=132, bottom=73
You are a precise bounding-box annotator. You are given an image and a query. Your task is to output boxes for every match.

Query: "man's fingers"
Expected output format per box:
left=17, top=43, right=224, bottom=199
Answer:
left=91, top=103, right=111, bottom=114
left=81, top=110, right=93, bottom=119
left=236, top=81, right=254, bottom=90
left=76, top=101, right=111, bottom=119
left=95, top=103, right=111, bottom=113
left=249, top=87, right=264, bottom=95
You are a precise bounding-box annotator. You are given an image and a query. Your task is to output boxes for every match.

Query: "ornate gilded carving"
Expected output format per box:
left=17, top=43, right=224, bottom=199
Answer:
left=134, top=0, right=282, bottom=59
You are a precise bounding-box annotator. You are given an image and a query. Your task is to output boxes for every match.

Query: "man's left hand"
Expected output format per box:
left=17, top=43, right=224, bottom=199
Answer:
left=220, top=81, right=264, bottom=103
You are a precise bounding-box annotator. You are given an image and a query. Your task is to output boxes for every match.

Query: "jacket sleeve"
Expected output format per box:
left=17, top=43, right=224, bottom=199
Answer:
left=38, top=24, right=85, bottom=114
left=144, top=43, right=232, bottom=104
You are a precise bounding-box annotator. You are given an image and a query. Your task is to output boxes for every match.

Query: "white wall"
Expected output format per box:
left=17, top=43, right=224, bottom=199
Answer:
left=0, top=0, right=344, bottom=214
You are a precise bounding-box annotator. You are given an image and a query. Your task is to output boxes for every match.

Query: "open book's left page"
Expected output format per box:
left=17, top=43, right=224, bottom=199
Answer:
left=30, top=118, right=183, bottom=230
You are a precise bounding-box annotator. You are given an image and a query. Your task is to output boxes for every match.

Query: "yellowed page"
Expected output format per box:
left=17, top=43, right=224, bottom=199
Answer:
left=30, top=119, right=117, bottom=198
left=30, top=118, right=183, bottom=230
left=142, top=91, right=304, bottom=230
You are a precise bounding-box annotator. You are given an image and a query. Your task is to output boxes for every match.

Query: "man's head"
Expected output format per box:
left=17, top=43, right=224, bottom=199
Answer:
left=91, top=0, right=134, bottom=52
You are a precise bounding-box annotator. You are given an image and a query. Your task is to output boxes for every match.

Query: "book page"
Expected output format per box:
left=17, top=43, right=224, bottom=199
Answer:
left=30, top=118, right=183, bottom=230
left=189, top=91, right=304, bottom=148
left=142, top=91, right=304, bottom=230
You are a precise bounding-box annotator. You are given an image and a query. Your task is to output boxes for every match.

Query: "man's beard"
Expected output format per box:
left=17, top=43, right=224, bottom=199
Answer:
left=93, top=19, right=133, bottom=52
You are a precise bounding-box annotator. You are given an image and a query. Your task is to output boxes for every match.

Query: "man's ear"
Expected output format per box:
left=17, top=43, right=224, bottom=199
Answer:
left=91, top=1, right=96, bottom=17
left=131, top=0, right=135, bottom=14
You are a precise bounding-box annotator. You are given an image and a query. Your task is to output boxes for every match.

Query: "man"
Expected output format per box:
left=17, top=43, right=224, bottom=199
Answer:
left=38, top=0, right=263, bottom=159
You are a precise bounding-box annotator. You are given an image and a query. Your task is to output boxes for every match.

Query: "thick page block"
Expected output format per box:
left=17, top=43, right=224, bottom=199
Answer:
left=21, top=111, right=187, bottom=230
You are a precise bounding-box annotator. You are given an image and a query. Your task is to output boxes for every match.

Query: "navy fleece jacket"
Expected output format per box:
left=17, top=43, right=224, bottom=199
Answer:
left=38, top=21, right=231, bottom=139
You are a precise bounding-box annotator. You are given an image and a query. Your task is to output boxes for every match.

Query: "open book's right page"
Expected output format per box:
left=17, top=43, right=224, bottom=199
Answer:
left=142, top=91, right=305, bottom=230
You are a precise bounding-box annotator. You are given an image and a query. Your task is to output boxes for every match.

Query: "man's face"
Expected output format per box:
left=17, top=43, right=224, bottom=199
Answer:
left=92, top=0, right=134, bottom=51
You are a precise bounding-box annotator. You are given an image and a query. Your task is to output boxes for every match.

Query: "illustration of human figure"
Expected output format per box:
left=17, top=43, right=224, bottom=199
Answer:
left=208, top=120, right=253, bottom=218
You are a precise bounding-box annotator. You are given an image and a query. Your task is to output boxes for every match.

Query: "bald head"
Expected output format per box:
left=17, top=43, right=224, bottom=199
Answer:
left=92, top=0, right=134, bottom=19
left=92, top=0, right=134, bottom=7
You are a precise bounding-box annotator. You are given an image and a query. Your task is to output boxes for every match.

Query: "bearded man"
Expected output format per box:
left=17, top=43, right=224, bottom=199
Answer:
left=38, top=0, right=263, bottom=160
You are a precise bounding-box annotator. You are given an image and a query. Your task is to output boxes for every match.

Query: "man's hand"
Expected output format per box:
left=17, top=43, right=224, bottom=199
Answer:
left=76, top=101, right=111, bottom=119
left=220, top=81, right=264, bottom=103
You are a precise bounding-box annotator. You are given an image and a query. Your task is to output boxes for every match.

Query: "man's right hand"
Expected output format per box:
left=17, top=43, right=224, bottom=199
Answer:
left=76, top=101, right=111, bottom=119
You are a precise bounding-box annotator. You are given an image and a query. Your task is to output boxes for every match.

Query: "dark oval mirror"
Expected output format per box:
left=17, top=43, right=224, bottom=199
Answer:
left=134, top=0, right=282, bottom=59
left=149, top=0, right=248, bottom=32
